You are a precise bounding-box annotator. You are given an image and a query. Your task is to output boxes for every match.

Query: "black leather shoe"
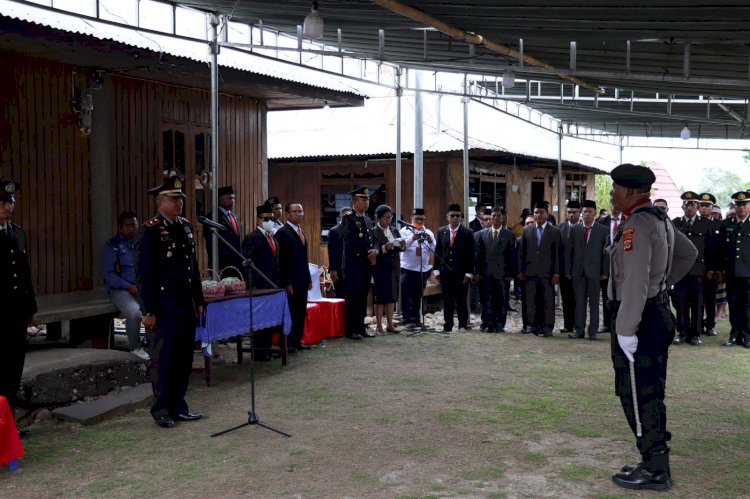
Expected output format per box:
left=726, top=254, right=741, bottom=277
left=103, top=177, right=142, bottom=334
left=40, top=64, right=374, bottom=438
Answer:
left=287, top=346, right=297, bottom=353
left=589, top=333, right=599, bottom=341
left=18, top=429, right=31, bottom=439
left=522, top=326, right=534, bottom=334
left=673, top=336, right=685, bottom=345
left=175, top=412, right=202, bottom=422
left=156, top=416, right=175, bottom=428
left=598, top=327, right=611, bottom=334
left=620, top=461, right=643, bottom=473
left=346, top=333, right=363, bottom=340
left=568, top=332, right=585, bottom=339
left=612, top=467, right=673, bottom=491
left=689, top=337, right=703, bottom=346
left=480, top=325, right=489, bottom=332
left=298, top=344, right=312, bottom=350
left=361, top=330, right=376, bottom=338
left=706, top=328, right=717, bottom=337
left=724, top=338, right=737, bottom=347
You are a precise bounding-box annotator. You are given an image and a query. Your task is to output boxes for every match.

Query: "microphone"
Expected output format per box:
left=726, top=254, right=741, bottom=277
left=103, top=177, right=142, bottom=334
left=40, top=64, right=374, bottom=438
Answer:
left=197, top=216, right=227, bottom=231
left=397, top=219, right=417, bottom=230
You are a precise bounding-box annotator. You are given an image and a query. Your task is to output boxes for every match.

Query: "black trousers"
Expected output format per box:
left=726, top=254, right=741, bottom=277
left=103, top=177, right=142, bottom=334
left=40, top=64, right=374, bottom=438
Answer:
left=600, top=278, right=612, bottom=330
left=611, top=299, right=675, bottom=460
left=526, top=276, right=555, bottom=333
left=481, top=275, right=508, bottom=330
left=0, top=317, right=27, bottom=413
left=400, top=268, right=428, bottom=324
left=149, top=314, right=196, bottom=419
left=673, top=274, right=704, bottom=340
left=345, top=272, right=370, bottom=336
left=441, top=273, right=469, bottom=330
left=560, top=275, right=575, bottom=330
left=520, top=280, right=529, bottom=327
left=703, top=277, right=718, bottom=330
left=726, top=275, right=750, bottom=343
left=287, top=287, right=308, bottom=347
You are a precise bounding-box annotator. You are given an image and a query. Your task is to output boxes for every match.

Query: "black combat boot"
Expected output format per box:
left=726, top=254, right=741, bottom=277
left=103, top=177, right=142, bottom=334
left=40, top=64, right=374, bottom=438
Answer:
left=613, top=449, right=673, bottom=491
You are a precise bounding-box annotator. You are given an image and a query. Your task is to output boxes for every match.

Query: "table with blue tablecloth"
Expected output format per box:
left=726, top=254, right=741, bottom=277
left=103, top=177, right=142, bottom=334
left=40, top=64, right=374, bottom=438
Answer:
left=195, top=289, right=292, bottom=369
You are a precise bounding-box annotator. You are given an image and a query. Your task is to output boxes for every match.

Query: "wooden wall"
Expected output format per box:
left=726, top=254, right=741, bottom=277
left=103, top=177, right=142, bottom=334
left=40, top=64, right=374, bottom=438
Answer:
left=1, top=54, right=92, bottom=295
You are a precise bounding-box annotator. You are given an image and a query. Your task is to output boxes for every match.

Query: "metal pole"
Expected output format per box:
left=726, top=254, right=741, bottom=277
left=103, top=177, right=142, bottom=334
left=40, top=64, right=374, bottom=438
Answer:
left=619, top=135, right=624, bottom=164
left=396, top=67, right=402, bottom=220
left=210, top=14, right=220, bottom=275
left=414, top=70, right=423, bottom=209
left=557, top=123, right=564, bottom=221
left=463, top=75, right=470, bottom=224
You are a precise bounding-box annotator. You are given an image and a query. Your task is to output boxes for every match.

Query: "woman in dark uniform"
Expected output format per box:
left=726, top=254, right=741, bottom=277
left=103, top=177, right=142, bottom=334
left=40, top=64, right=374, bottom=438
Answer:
left=371, top=205, right=405, bottom=334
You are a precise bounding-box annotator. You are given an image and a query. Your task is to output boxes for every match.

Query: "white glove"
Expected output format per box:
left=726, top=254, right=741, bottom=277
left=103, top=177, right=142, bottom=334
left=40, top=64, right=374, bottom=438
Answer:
left=617, top=334, right=638, bottom=363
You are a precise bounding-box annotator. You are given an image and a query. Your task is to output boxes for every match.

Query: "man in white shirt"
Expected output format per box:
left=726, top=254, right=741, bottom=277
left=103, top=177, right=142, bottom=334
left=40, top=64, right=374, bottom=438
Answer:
left=399, top=208, right=436, bottom=328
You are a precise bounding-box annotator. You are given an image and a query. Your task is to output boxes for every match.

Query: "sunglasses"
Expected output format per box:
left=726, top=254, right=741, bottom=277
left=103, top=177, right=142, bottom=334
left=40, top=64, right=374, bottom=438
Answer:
left=260, top=216, right=273, bottom=222
left=448, top=213, right=462, bottom=218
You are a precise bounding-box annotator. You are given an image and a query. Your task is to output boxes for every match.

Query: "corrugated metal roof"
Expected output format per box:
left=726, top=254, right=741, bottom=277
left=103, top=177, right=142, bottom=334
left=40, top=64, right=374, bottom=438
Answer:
left=0, top=0, right=364, bottom=97
left=268, top=92, right=616, bottom=173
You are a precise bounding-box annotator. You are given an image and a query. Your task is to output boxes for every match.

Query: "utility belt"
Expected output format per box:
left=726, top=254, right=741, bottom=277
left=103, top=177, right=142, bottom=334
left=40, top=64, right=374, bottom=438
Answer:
left=608, top=290, right=670, bottom=314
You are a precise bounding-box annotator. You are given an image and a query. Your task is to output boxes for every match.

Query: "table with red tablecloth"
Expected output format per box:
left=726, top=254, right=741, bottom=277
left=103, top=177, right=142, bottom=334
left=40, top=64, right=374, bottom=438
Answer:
left=0, top=396, right=23, bottom=468
left=302, top=298, right=346, bottom=345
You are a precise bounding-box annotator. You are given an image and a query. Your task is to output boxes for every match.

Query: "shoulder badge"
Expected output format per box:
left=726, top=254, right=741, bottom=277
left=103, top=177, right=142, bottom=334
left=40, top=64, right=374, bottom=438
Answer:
left=144, top=217, right=160, bottom=228
left=623, top=234, right=634, bottom=252
left=178, top=216, right=190, bottom=224
left=622, top=227, right=635, bottom=236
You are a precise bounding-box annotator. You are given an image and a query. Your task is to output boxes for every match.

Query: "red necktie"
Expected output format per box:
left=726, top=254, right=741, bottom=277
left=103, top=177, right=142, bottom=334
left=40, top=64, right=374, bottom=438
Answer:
left=228, top=212, right=239, bottom=235
left=450, top=229, right=457, bottom=247
left=584, top=226, right=590, bottom=245
left=266, top=233, right=276, bottom=257
left=297, top=226, right=306, bottom=246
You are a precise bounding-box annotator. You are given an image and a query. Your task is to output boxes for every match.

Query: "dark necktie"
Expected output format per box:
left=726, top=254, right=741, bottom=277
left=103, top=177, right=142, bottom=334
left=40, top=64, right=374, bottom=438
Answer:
left=584, top=226, right=590, bottom=245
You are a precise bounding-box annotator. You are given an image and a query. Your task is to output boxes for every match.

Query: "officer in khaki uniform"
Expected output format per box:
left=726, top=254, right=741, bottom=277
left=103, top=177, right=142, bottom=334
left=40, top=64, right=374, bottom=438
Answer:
left=697, top=193, right=720, bottom=337
left=718, top=191, right=750, bottom=348
left=0, top=180, right=36, bottom=432
left=606, top=164, right=697, bottom=491
left=671, top=191, right=716, bottom=346
left=137, top=176, right=205, bottom=428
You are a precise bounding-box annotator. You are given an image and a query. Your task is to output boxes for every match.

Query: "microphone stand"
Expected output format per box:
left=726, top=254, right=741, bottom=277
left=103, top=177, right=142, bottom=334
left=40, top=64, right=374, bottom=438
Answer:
left=206, top=226, right=291, bottom=438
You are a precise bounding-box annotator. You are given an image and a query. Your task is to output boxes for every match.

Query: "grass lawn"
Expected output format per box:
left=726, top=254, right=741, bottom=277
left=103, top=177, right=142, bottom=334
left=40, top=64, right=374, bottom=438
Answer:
left=1, top=316, right=748, bottom=498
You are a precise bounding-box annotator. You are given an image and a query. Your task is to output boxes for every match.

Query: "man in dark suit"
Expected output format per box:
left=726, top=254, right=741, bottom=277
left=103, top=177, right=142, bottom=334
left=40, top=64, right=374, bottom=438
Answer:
left=276, top=202, right=312, bottom=351
left=719, top=191, right=750, bottom=348
left=518, top=201, right=562, bottom=336
left=266, top=196, right=284, bottom=233
left=698, top=193, right=720, bottom=337
left=137, top=176, right=204, bottom=428
left=558, top=200, right=581, bottom=333
left=328, top=207, right=352, bottom=299
left=672, top=191, right=716, bottom=346
left=0, top=180, right=36, bottom=435
left=435, top=203, right=475, bottom=332
left=475, top=206, right=515, bottom=332
left=516, top=213, right=535, bottom=330
left=242, top=203, right=282, bottom=360
left=469, top=203, right=487, bottom=233
left=565, top=200, right=609, bottom=340
left=203, top=185, right=243, bottom=270
left=596, top=208, right=621, bottom=332
left=341, top=187, right=378, bottom=339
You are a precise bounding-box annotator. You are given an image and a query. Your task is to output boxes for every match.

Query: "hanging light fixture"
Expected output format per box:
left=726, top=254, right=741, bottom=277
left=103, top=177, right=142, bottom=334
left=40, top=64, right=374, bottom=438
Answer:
left=680, top=124, right=691, bottom=140
left=501, top=70, right=515, bottom=88
left=303, top=1, right=324, bottom=40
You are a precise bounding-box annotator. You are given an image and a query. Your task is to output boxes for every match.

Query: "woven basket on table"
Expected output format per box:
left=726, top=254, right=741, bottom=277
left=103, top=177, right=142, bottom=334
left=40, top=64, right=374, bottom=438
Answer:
left=201, top=269, right=225, bottom=299
left=220, top=266, right=247, bottom=295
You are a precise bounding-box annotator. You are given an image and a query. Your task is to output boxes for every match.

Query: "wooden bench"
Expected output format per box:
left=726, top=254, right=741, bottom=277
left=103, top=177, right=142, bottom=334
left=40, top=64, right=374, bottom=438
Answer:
left=34, top=290, right=119, bottom=345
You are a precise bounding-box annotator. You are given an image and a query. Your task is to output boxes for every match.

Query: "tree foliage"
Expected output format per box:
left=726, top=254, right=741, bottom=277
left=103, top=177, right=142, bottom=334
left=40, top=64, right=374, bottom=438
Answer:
left=699, top=168, right=750, bottom=207
left=595, top=174, right=613, bottom=212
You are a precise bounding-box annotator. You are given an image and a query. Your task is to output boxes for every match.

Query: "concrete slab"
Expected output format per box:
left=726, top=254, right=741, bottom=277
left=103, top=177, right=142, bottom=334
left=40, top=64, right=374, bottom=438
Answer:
left=20, top=348, right=149, bottom=406
left=51, top=383, right=152, bottom=425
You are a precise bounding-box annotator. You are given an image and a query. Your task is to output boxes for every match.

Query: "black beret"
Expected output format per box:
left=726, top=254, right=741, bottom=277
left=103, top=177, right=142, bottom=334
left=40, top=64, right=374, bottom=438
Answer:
left=266, top=196, right=281, bottom=205
left=147, top=175, right=186, bottom=198
left=610, top=163, right=656, bottom=189
left=256, top=203, right=273, bottom=218
left=567, top=200, right=581, bottom=209
left=349, top=186, right=369, bottom=198
left=412, top=208, right=425, bottom=216
left=698, top=192, right=716, bottom=205
left=0, top=179, right=19, bottom=203
left=446, top=203, right=463, bottom=214
left=581, top=199, right=597, bottom=209
left=731, top=191, right=750, bottom=203
left=533, top=201, right=549, bottom=212
left=218, top=186, right=234, bottom=197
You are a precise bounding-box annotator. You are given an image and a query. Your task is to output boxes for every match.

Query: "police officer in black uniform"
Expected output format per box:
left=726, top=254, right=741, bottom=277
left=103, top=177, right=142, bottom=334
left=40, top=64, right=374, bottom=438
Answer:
left=137, top=176, right=205, bottom=428
left=671, top=191, right=716, bottom=346
left=607, top=164, right=696, bottom=491
left=0, top=180, right=36, bottom=434
left=341, top=187, right=378, bottom=340
left=718, top=191, right=750, bottom=348
left=697, top=193, right=720, bottom=337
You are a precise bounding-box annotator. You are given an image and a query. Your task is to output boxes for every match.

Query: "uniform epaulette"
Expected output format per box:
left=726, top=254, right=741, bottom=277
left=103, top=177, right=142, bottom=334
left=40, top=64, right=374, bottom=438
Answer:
left=178, top=216, right=190, bottom=224
left=144, top=217, right=161, bottom=228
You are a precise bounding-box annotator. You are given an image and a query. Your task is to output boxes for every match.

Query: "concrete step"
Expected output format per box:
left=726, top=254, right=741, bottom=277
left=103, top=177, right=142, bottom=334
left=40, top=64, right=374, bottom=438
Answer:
left=51, top=383, right=152, bottom=425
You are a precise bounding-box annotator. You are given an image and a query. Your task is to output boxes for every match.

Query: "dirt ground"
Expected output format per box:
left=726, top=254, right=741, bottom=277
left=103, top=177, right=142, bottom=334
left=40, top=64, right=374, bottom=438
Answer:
left=2, top=308, right=749, bottom=498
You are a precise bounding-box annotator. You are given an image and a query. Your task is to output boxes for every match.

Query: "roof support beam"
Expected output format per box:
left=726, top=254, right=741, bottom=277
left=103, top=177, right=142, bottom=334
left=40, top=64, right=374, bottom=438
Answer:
left=369, top=0, right=603, bottom=93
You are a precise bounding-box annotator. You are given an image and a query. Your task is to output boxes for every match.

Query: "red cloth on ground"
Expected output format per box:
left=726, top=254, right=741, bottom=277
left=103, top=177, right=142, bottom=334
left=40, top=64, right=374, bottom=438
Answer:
left=0, top=396, right=23, bottom=467
left=301, top=303, right=323, bottom=344
left=310, top=299, right=346, bottom=339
